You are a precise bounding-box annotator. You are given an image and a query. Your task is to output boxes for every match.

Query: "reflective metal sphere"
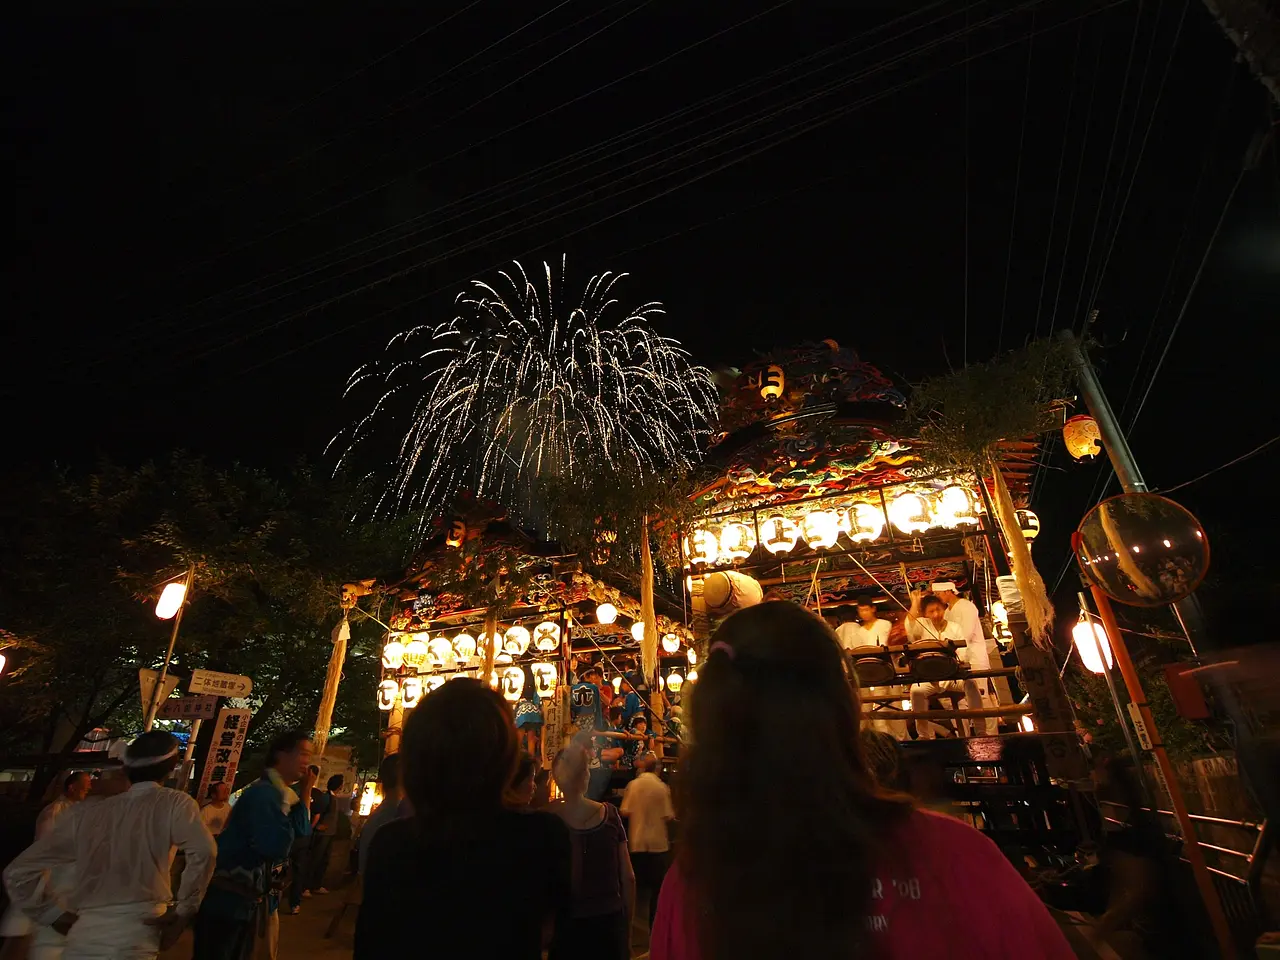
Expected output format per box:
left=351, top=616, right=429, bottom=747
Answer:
left=1075, top=494, right=1209, bottom=607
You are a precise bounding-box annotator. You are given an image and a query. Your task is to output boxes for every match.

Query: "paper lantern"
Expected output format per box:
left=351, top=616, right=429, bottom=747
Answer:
left=428, top=637, right=453, bottom=667
left=847, top=502, right=885, bottom=542
left=401, top=675, right=424, bottom=709
left=1071, top=621, right=1113, bottom=674
left=666, top=672, right=684, bottom=693
left=381, top=638, right=405, bottom=670
left=402, top=637, right=430, bottom=671
left=1015, top=509, right=1041, bottom=541
left=990, top=602, right=1008, bottom=627
left=760, top=515, right=801, bottom=555
left=685, top=528, right=719, bottom=567
left=500, top=666, right=524, bottom=702
left=452, top=633, right=476, bottom=663
left=155, top=581, right=188, bottom=621
left=425, top=675, right=447, bottom=693
left=496, top=652, right=512, bottom=664
left=1020, top=715, right=1035, bottom=732
left=661, top=632, right=681, bottom=654
left=630, top=621, right=646, bottom=643
left=612, top=675, right=623, bottom=693
left=532, top=662, right=558, bottom=698
left=445, top=518, right=467, bottom=547
left=1063, top=415, right=1102, bottom=460
left=377, top=679, right=399, bottom=711
left=596, top=603, right=618, bottom=625
left=803, top=511, right=840, bottom=550
left=702, top=571, right=763, bottom=616
left=533, top=621, right=561, bottom=653
left=759, top=364, right=785, bottom=400
left=718, top=522, right=756, bottom=561
left=686, top=669, right=698, bottom=683
left=936, top=485, right=979, bottom=528
left=888, top=492, right=933, bottom=534
left=477, top=630, right=501, bottom=658
left=504, top=625, right=531, bottom=656
left=1075, top=493, right=1210, bottom=607
left=687, top=647, right=697, bottom=665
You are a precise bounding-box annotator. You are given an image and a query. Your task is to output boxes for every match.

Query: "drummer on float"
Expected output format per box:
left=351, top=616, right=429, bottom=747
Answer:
left=905, top=584, right=992, bottom=738
left=836, top=597, right=906, bottom=740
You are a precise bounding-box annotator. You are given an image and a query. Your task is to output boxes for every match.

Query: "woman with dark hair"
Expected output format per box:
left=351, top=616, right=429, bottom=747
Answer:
left=651, top=601, right=1073, bottom=960
left=355, top=679, right=571, bottom=959
left=548, top=744, right=634, bottom=960
left=507, top=751, right=539, bottom=808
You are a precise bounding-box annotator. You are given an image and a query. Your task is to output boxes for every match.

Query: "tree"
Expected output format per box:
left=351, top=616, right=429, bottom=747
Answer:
left=0, top=454, right=410, bottom=797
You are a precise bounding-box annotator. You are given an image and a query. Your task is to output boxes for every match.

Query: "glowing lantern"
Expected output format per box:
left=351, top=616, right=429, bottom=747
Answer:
left=847, top=502, right=885, bottom=542
left=1020, top=715, right=1035, bottom=732
left=155, top=581, right=188, bottom=621
left=661, top=633, right=681, bottom=654
left=445, top=518, right=467, bottom=547
left=401, top=675, right=424, bottom=709
left=803, top=511, right=840, bottom=550
left=990, top=602, right=1009, bottom=627
left=377, top=679, right=399, bottom=711
left=687, top=647, right=697, bottom=665
left=657, top=675, right=665, bottom=691
left=402, top=637, right=430, bottom=671
left=666, top=672, right=684, bottom=693
left=1015, top=509, right=1041, bottom=541
left=611, top=676, right=623, bottom=694
left=428, top=637, right=453, bottom=667
left=1072, top=620, right=1113, bottom=674
left=936, top=485, right=979, bottom=528
left=760, top=515, right=801, bottom=555
left=1063, top=415, right=1102, bottom=460
left=533, top=621, right=561, bottom=653
left=686, top=669, right=698, bottom=683
left=630, top=621, right=646, bottom=643
left=759, top=364, right=785, bottom=400
left=452, top=633, right=476, bottom=663
left=425, top=675, right=446, bottom=693
left=888, top=492, right=933, bottom=534
left=496, top=652, right=512, bottom=664
left=718, top=522, right=756, bottom=561
left=504, top=625, right=531, bottom=656
left=685, top=528, right=719, bottom=566
left=477, top=630, right=501, bottom=658
left=381, top=638, right=405, bottom=670
left=532, top=662, right=558, bottom=698
left=596, top=603, right=618, bottom=625
left=500, top=666, right=524, bottom=702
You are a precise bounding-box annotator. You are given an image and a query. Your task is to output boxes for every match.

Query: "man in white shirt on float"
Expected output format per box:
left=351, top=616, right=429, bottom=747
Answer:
left=836, top=597, right=906, bottom=739
left=932, top=580, right=998, bottom=736
left=620, top=753, right=674, bottom=933
left=4, top=731, right=217, bottom=959
left=906, top=591, right=988, bottom=739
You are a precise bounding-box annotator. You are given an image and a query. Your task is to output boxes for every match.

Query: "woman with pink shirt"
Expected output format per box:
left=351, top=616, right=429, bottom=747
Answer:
left=651, top=601, right=1075, bottom=960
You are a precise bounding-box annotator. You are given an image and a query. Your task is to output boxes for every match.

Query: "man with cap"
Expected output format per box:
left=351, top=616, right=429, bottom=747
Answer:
left=3, top=730, right=216, bottom=959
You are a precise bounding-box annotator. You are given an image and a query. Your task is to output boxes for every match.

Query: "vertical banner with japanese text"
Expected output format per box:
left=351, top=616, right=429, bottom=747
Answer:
left=197, top=707, right=252, bottom=799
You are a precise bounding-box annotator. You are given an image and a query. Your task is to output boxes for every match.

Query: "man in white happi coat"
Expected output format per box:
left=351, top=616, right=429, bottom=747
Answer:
left=906, top=590, right=989, bottom=738
left=4, top=731, right=217, bottom=960
left=931, top=580, right=998, bottom=736
left=836, top=597, right=907, bottom=739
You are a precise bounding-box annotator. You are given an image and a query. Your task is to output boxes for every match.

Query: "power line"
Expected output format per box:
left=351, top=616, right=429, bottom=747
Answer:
left=1160, top=434, right=1280, bottom=494
left=997, top=9, right=1037, bottom=355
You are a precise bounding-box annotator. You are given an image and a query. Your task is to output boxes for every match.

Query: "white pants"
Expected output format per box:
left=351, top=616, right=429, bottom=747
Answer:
left=866, top=686, right=909, bottom=739
left=910, top=678, right=996, bottom=738
left=62, top=903, right=165, bottom=960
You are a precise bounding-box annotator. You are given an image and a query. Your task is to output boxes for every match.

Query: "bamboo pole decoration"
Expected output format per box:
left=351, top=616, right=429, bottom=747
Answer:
left=640, top=513, right=658, bottom=685
left=1089, top=585, right=1236, bottom=959
left=988, top=457, right=1054, bottom=645
left=312, top=616, right=350, bottom=760
left=482, top=606, right=499, bottom=689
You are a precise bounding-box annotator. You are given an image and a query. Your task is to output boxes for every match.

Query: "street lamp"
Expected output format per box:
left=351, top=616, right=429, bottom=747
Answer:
left=144, top=565, right=195, bottom=732
left=155, top=582, right=188, bottom=620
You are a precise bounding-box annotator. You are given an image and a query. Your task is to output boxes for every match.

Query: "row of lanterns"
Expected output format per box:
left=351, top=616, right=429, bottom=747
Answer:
left=382, top=621, right=565, bottom=672
left=594, top=602, right=687, bottom=653
left=379, top=661, right=563, bottom=710
left=684, top=484, right=988, bottom=567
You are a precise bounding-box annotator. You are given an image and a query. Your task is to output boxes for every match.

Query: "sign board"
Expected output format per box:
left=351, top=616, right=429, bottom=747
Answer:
left=197, top=707, right=252, bottom=798
left=138, top=669, right=181, bottom=719
left=1126, top=702, right=1154, bottom=751
left=158, top=694, right=219, bottom=721
left=188, top=669, right=252, bottom=698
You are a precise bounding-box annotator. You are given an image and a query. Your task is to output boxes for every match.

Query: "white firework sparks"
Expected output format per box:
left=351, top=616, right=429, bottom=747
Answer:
left=334, top=258, right=718, bottom=535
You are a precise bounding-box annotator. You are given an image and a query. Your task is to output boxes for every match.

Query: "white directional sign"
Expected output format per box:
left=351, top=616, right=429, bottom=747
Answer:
left=138, top=669, right=181, bottom=719
left=188, top=669, right=252, bottom=698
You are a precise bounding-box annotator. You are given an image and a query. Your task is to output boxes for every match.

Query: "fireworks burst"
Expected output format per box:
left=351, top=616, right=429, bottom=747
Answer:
left=333, top=258, right=718, bottom=537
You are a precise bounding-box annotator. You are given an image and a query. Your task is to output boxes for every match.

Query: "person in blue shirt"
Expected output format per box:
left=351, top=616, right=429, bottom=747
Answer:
left=619, top=676, right=645, bottom=727
left=191, top=730, right=316, bottom=960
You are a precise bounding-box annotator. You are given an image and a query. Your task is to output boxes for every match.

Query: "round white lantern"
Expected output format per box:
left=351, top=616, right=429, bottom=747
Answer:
left=425, top=675, right=447, bottom=693
left=760, top=515, right=801, bottom=555
left=718, top=522, right=756, bottom=561
left=936, top=485, right=979, bottom=528
left=1016, top=509, right=1041, bottom=541
left=661, top=632, right=681, bottom=654
left=666, top=672, right=684, bottom=694
left=687, top=647, right=697, bottom=665
left=428, top=637, right=453, bottom=668
left=803, top=510, right=840, bottom=550
left=496, top=651, right=513, bottom=664
left=533, top=621, right=561, bottom=653
left=452, top=633, right=476, bottom=663
left=1071, top=620, right=1113, bottom=674
left=630, top=621, right=646, bottom=643
left=500, top=666, right=524, bottom=703
left=888, top=492, right=933, bottom=534
left=504, top=625, right=531, bottom=656
left=685, top=528, right=720, bottom=567
left=402, top=636, right=430, bottom=671
left=401, top=675, right=424, bottom=709
left=847, top=502, right=885, bottom=542
left=531, top=662, right=558, bottom=698
left=596, top=602, right=618, bottom=625
left=686, top=669, right=699, bottom=683
left=377, top=679, right=399, bottom=711
left=381, top=638, right=405, bottom=670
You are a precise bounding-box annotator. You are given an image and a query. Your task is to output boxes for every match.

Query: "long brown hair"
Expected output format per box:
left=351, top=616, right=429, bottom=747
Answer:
left=679, top=601, right=911, bottom=959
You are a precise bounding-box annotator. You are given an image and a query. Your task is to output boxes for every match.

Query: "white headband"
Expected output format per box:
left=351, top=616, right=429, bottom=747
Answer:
left=123, top=745, right=180, bottom=768
left=931, top=582, right=957, bottom=593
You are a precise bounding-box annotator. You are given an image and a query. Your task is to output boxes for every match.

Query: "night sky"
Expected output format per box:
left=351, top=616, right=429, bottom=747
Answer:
left=7, top=1, right=1278, bottom=618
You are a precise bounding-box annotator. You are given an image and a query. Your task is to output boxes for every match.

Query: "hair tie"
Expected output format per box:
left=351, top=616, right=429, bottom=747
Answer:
left=709, top=641, right=736, bottom=660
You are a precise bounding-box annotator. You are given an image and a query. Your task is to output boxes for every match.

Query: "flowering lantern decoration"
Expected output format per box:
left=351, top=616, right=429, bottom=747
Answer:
left=760, top=515, right=801, bottom=555
left=595, top=603, right=618, bottom=625
left=500, top=666, right=524, bottom=702
left=531, top=662, right=558, bottom=698
left=718, top=522, right=756, bottom=561
left=685, top=528, right=720, bottom=567
left=402, top=636, right=430, bottom=671
left=802, top=511, right=840, bottom=550
left=504, top=625, right=531, bottom=656
left=533, top=621, right=561, bottom=653
left=888, top=492, right=933, bottom=534
left=661, top=632, right=681, bottom=654
left=1063, top=415, right=1103, bottom=460
left=381, top=638, right=406, bottom=670
left=377, top=679, right=399, bottom=711
left=846, top=502, right=885, bottom=542
left=401, top=675, right=424, bottom=709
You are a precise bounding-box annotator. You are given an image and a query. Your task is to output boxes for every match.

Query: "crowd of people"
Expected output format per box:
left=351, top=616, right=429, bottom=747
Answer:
left=4, top=599, right=1087, bottom=959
